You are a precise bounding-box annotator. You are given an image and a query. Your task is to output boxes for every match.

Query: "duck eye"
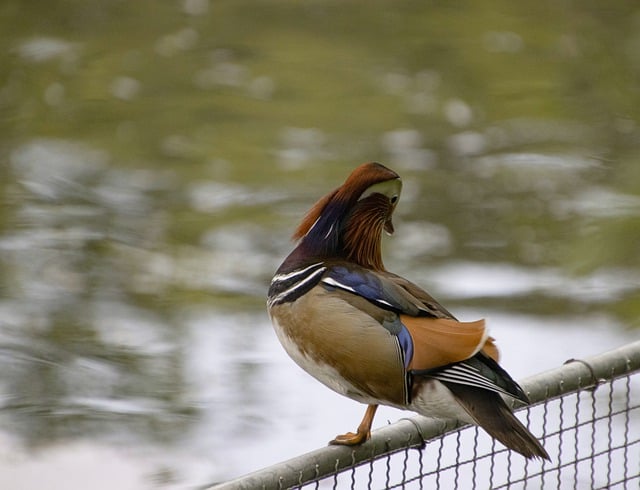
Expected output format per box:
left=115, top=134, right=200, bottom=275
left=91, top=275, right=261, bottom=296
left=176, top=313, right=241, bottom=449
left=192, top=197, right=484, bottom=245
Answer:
left=390, top=195, right=399, bottom=204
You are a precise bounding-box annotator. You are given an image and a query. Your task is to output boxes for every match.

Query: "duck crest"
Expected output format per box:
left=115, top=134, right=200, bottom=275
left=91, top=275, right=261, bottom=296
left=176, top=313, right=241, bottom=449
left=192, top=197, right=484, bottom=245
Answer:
left=293, top=163, right=398, bottom=240
left=284, top=162, right=399, bottom=270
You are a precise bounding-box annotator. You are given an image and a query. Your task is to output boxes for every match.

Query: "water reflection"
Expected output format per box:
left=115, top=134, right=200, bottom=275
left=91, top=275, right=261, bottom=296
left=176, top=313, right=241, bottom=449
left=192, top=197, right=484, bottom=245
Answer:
left=1, top=0, right=639, bottom=488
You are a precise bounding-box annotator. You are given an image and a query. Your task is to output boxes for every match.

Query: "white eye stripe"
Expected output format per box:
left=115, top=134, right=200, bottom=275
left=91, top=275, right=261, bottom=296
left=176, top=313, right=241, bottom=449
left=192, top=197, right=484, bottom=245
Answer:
left=357, top=178, right=402, bottom=202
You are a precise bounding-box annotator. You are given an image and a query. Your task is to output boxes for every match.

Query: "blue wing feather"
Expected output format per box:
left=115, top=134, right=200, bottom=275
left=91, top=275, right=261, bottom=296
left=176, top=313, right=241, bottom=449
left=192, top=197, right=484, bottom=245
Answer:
left=322, top=265, right=423, bottom=315
left=396, top=325, right=414, bottom=369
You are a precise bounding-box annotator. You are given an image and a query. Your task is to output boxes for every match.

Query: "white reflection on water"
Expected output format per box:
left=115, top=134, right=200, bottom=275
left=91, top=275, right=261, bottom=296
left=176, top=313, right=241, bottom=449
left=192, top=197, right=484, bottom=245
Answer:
left=11, top=139, right=108, bottom=188
left=554, top=187, right=640, bottom=218
left=0, top=440, right=148, bottom=490
left=188, top=181, right=280, bottom=213
left=429, top=261, right=640, bottom=303
left=14, top=37, right=78, bottom=63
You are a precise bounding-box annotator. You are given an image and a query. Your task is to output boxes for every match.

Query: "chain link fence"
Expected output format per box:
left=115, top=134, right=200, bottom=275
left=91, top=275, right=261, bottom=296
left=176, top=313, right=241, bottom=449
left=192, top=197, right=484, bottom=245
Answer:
left=213, top=341, right=640, bottom=489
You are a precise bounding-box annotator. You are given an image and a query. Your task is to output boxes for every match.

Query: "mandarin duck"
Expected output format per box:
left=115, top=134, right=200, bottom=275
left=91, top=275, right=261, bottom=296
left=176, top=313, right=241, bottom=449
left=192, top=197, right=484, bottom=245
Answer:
left=267, top=162, right=549, bottom=460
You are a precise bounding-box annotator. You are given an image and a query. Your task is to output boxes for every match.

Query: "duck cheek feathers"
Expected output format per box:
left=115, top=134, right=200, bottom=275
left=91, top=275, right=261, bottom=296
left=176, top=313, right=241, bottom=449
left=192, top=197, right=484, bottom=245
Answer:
left=270, top=286, right=408, bottom=406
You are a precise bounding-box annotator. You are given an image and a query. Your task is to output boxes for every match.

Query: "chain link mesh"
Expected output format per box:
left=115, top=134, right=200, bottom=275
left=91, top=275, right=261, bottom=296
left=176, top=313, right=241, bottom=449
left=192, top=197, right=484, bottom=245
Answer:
left=298, top=375, right=639, bottom=489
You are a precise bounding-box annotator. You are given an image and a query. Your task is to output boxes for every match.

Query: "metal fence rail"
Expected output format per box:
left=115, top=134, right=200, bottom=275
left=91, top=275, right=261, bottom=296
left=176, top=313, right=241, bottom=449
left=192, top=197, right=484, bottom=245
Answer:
left=213, top=341, right=640, bottom=489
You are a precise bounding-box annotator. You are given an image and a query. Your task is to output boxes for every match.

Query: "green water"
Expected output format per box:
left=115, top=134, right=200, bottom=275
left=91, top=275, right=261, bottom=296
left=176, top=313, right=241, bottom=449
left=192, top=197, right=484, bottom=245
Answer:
left=1, top=1, right=639, bottom=487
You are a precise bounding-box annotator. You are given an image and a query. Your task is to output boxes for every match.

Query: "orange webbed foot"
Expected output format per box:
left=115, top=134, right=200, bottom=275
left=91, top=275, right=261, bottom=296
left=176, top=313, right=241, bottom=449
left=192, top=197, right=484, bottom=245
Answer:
left=329, top=429, right=371, bottom=446
left=328, top=404, right=378, bottom=446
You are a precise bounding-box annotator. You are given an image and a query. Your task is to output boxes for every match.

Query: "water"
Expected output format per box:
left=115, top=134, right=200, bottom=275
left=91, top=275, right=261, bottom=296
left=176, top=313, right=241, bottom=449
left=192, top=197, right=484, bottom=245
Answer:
left=1, top=1, right=639, bottom=488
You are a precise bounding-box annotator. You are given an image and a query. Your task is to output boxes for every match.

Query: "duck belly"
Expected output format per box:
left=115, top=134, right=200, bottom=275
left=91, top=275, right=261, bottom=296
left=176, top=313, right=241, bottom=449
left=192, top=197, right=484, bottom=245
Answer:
left=268, top=287, right=408, bottom=406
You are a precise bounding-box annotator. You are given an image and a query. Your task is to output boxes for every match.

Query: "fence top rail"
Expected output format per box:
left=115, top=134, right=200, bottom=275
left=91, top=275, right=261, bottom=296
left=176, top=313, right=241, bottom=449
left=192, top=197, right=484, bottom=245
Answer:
left=211, top=340, right=640, bottom=490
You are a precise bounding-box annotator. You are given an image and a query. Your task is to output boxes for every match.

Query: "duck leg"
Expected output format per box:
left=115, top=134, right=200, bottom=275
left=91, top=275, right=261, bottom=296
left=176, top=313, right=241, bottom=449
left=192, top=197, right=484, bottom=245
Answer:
left=330, top=404, right=378, bottom=445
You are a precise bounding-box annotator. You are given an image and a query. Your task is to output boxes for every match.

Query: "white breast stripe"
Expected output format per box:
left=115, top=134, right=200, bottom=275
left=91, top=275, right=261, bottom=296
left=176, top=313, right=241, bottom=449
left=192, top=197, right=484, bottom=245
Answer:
left=268, top=266, right=327, bottom=307
left=271, top=262, right=324, bottom=284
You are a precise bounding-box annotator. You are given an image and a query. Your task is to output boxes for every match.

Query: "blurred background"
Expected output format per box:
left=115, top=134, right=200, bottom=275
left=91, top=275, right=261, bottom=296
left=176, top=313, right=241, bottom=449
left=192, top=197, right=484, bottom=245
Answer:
left=1, top=1, right=639, bottom=488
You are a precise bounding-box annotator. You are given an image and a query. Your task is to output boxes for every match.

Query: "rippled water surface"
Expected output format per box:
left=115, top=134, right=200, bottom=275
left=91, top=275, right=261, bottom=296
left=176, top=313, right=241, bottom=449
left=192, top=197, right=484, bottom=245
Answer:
left=1, top=1, right=640, bottom=488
